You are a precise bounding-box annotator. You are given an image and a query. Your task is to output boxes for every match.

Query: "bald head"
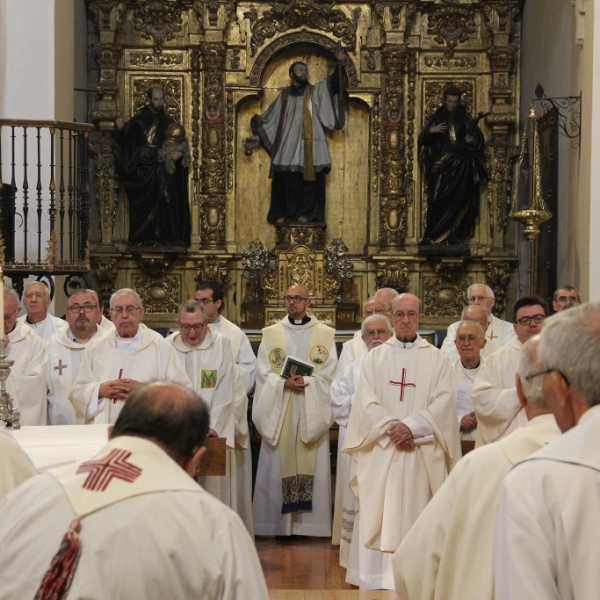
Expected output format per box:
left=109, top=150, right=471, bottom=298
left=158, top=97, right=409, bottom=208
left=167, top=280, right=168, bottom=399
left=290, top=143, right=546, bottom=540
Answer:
left=284, top=284, right=311, bottom=320
left=375, top=288, right=399, bottom=311
left=362, top=297, right=389, bottom=320
left=391, top=293, right=422, bottom=343
left=461, top=304, right=489, bottom=331
left=111, top=382, right=210, bottom=465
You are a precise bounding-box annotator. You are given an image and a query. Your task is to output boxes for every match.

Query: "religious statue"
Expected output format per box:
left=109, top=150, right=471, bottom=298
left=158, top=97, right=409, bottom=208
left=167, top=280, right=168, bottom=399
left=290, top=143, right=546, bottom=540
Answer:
left=243, top=50, right=347, bottom=225
left=418, top=86, right=488, bottom=250
left=114, top=87, right=191, bottom=248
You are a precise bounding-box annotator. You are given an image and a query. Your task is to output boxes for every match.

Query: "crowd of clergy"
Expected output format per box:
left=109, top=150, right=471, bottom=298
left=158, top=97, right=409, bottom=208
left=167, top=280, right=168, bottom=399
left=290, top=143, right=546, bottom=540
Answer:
left=1, top=275, right=599, bottom=599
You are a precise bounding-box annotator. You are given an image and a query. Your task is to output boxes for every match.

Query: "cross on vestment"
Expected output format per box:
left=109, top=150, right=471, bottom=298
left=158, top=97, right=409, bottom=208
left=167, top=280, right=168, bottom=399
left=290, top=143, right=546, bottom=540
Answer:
left=76, top=448, right=142, bottom=491
left=488, top=329, right=498, bottom=341
left=389, top=368, right=416, bottom=402
left=53, top=359, right=68, bottom=376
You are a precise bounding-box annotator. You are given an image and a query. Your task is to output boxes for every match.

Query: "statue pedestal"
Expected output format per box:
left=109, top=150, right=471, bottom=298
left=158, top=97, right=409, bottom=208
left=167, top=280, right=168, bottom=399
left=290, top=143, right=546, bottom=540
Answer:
left=274, top=222, right=327, bottom=250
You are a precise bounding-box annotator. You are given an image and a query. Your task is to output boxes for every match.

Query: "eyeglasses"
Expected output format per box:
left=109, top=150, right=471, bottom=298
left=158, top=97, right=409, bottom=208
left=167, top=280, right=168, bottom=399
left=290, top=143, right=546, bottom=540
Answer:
left=455, top=334, right=482, bottom=343
left=179, top=323, right=206, bottom=332
left=468, top=295, right=491, bottom=303
left=524, top=367, right=570, bottom=386
left=364, top=308, right=386, bottom=315
left=110, top=306, right=142, bottom=315
left=393, top=311, right=419, bottom=319
left=197, top=298, right=214, bottom=305
left=516, top=314, right=546, bottom=326
left=284, top=295, right=308, bottom=302
left=67, top=304, right=97, bottom=314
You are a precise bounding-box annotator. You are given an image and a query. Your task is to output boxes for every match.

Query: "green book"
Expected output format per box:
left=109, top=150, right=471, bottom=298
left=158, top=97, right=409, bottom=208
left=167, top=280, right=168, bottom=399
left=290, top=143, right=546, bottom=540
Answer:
left=281, top=355, right=314, bottom=379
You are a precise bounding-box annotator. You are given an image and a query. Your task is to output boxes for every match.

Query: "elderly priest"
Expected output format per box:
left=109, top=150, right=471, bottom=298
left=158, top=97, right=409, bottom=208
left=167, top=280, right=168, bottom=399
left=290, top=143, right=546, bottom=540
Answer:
left=0, top=382, right=269, bottom=599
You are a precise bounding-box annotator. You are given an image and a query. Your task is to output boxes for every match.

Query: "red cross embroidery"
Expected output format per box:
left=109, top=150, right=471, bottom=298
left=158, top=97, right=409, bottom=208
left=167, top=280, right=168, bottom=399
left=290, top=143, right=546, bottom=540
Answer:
left=76, top=449, right=142, bottom=491
left=390, top=368, right=416, bottom=402
left=53, top=359, right=67, bottom=376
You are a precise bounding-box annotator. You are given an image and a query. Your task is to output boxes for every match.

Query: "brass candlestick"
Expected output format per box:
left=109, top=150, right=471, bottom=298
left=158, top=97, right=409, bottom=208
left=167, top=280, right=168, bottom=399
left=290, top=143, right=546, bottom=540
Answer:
left=0, top=338, right=20, bottom=429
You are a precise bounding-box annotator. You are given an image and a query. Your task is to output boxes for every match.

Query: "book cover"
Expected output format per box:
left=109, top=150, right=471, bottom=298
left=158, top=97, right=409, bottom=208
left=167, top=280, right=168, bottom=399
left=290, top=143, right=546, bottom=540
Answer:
left=281, top=355, right=314, bottom=378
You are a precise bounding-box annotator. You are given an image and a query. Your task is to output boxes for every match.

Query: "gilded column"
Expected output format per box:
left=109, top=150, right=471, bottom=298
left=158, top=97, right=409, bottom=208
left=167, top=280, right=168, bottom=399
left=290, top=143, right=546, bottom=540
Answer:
left=200, top=43, right=227, bottom=250
left=379, top=44, right=408, bottom=250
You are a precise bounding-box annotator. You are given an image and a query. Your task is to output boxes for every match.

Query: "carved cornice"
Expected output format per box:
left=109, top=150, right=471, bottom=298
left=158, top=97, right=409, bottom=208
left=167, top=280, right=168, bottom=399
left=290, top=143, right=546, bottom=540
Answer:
left=194, top=255, right=230, bottom=288
left=376, top=259, right=409, bottom=292
left=426, top=6, right=477, bottom=58
left=244, top=0, right=357, bottom=57
left=132, top=1, right=183, bottom=54
left=487, top=45, right=517, bottom=72
left=482, top=2, right=522, bottom=37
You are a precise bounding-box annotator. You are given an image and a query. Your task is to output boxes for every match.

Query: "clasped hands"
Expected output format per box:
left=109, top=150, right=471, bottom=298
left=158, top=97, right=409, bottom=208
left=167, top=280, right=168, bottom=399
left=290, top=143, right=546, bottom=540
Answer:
left=387, top=421, right=415, bottom=451
left=99, top=378, right=140, bottom=401
left=283, top=375, right=309, bottom=392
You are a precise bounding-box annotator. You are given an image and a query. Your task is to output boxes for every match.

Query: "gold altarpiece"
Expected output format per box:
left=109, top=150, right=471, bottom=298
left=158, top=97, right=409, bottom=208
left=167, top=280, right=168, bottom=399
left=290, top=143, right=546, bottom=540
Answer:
left=86, top=0, right=522, bottom=331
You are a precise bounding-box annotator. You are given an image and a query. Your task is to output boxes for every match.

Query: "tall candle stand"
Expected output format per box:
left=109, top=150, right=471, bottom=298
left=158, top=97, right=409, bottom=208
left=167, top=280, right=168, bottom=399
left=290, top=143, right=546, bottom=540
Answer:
left=0, top=338, right=20, bottom=429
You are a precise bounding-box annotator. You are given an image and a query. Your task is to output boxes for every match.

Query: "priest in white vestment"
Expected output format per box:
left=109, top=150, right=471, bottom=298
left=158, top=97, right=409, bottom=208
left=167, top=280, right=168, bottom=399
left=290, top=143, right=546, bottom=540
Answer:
left=196, top=283, right=256, bottom=534
left=331, top=314, right=393, bottom=566
left=472, top=295, right=548, bottom=446
left=440, top=284, right=515, bottom=358
left=448, top=320, right=488, bottom=441
left=394, top=336, right=560, bottom=600
left=3, top=288, right=47, bottom=425
left=0, top=382, right=269, bottom=600
left=18, top=280, right=65, bottom=342
left=0, top=429, right=36, bottom=501
left=441, top=304, right=500, bottom=364
left=337, top=296, right=389, bottom=375
left=167, top=300, right=248, bottom=520
left=70, top=288, right=190, bottom=424
left=494, top=302, right=600, bottom=600
left=253, top=284, right=337, bottom=536
left=343, top=293, right=461, bottom=590
left=46, top=290, right=109, bottom=425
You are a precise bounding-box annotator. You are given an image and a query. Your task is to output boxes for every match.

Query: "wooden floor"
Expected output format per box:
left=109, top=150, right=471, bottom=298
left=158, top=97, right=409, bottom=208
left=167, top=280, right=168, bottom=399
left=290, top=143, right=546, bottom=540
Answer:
left=257, top=536, right=400, bottom=600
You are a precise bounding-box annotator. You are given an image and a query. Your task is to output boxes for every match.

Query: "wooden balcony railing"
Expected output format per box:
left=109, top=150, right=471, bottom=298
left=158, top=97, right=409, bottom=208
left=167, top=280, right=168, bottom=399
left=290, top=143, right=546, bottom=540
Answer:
left=0, top=119, right=94, bottom=278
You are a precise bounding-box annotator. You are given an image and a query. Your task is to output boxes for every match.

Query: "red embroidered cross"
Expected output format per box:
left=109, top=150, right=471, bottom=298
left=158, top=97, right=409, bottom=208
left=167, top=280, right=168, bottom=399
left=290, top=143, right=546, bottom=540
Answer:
left=53, top=359, right=67, bottom=376
left=76, top=449, right=142, bottom=491
left=389, top=368, right=416, bottom=402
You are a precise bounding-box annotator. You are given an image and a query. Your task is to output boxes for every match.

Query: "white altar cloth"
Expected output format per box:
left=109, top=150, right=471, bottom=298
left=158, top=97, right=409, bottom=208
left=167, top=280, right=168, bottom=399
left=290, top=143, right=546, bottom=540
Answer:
left=9, top=425, right=110, bottom=471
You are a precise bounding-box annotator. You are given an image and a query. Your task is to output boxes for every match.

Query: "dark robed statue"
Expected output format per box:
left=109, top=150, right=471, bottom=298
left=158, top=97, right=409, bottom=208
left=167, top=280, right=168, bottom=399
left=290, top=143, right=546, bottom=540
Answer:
left=418, top=86, right=488, bottom=248
left=244, top=50, right=347, bottom=225
left=115, top=87, right=191, bottom=247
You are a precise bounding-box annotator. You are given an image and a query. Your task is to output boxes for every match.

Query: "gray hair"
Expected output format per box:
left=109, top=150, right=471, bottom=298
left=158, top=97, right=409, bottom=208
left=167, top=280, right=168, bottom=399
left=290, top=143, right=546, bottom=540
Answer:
left=517, top=336, right=546, bottom=407
left=177, top=299, right=208, bottom=320
left=110, top=288, right=143, bottom=309
left=24, top=280, right=50, bottom=300
left=467, top=283, right=495, bottom=300
left=4, top=287, right=20, bottom=307
left=455, top=320, right=486, bottom=338
left=538, top=302, right=600, bottom=407
left=361, top=314, right=393, bottom=336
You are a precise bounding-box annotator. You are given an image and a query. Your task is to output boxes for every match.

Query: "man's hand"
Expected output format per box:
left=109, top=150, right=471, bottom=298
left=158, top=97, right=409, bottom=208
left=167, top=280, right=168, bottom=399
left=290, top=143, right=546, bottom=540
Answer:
left=387, top=422, right=415, bottom=451
left=207, top=428, right=218, bottom=438
left=283, top=375, right=309, bottom=392
left=429, top=123, right=447, bottom=134
left=99, top=378, right=140, bottom=401
left=115, top=116, right=125, bottom=131
left=460, top=411, right=477, bottom=432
